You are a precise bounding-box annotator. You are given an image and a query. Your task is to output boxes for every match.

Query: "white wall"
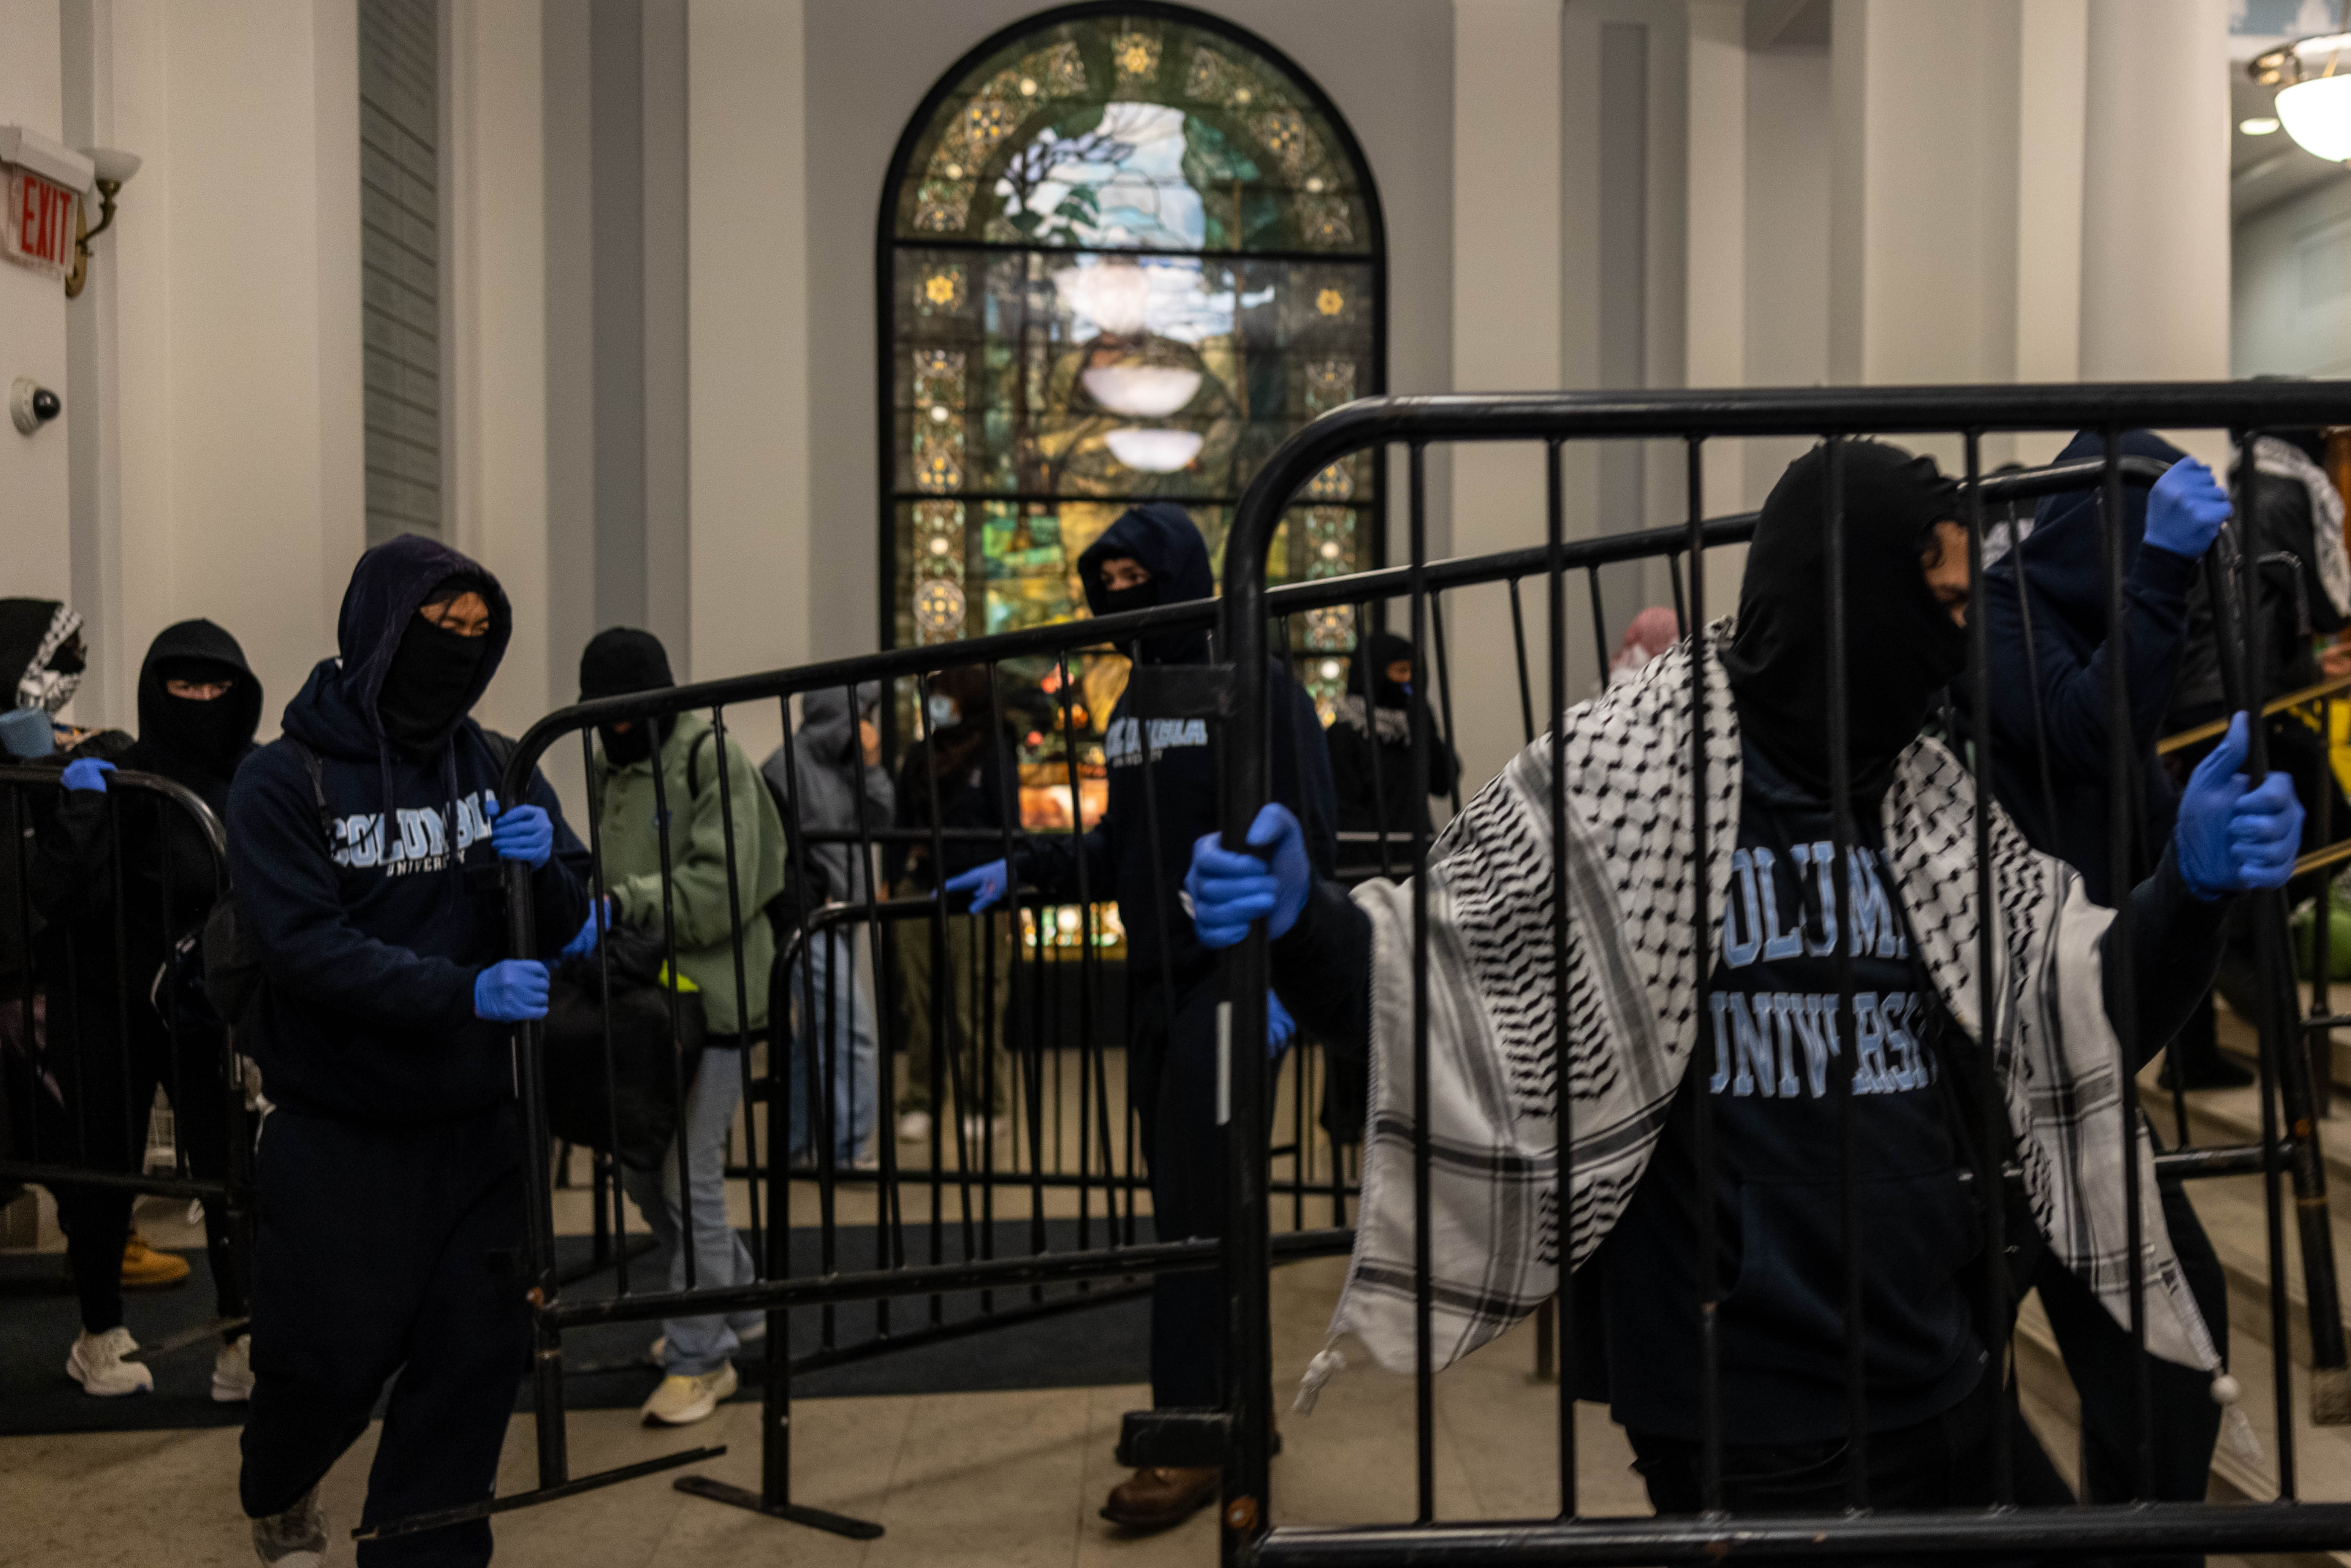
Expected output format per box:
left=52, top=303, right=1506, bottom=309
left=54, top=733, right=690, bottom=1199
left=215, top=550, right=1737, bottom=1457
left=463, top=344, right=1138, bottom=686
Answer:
left=0, top=0, right=73, bottom=625
left=103, top=0, right=364, bottom=739
left=2235, top=172, right=2351, bottom=378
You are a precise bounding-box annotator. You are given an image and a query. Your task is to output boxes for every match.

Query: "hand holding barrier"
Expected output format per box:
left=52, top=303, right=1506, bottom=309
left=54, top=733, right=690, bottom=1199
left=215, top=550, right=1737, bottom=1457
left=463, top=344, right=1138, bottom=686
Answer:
left=60, top=757, right=114, bottom=793
left=2177, top=712, right=2306, bottom=898
left=475, top=960, right=550, bottom=1022
left=489, top=802, right=554, bottom=869
left=2145, top=456, right=2233, bottom=561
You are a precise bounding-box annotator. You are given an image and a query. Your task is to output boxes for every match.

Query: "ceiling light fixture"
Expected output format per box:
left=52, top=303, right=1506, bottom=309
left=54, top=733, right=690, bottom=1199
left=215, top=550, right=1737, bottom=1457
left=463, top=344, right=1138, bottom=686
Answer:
left=2241, top=116, right=2282, bottom=135
left=2251, top=18, right=2351, bottom=164
left=1103, top=427, right=1203, bottom=473
left=1080, top=365, right=1202, bottom=418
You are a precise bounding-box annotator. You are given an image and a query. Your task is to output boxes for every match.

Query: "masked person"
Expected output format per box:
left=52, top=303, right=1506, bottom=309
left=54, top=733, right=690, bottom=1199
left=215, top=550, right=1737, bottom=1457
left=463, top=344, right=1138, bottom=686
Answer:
left=886, top=664, right=1019, bottom=1147
left=945, top=501, right=1338, bottom=1531
left=228, top=537, right=589, bottom=1568
left=1189, top=442, right=2300, bottom=1523
left=764, top=681, right=892, bottom=1169
left=565, top=627, right=788, bottom=1427
left=1960, top=434, right=2243, bottom=1564
left=1326, top=631, right=1460, bottom=878
left=28, top=620, right=261, bottom=1401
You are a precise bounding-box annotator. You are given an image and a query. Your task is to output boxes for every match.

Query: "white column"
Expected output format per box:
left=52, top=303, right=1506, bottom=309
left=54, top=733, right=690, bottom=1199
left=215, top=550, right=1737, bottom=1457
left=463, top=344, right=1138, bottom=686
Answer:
left=1449, top=0, right=1563, bottom=790
left=687, top=0, right=807, bottom=762
left=448, top=0, right=552, bottom=735
left=105, top=0, right=363, bottom=733
left=1686, top=0, right=1746, bottom=529
left=2079, top=0, right=2229, bottom=382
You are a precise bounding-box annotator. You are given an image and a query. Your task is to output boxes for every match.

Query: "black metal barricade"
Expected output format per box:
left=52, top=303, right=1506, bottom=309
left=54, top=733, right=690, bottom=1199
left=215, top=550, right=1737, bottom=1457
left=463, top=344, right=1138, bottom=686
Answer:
left=1212, top=383, right=2351, bottom=1566
left=0, top=763, right=253, bottom=1363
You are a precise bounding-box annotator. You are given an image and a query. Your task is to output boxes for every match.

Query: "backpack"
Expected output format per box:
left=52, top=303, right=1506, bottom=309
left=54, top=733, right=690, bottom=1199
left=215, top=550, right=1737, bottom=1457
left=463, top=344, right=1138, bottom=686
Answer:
left=540, top=919, right=708, bottom=1171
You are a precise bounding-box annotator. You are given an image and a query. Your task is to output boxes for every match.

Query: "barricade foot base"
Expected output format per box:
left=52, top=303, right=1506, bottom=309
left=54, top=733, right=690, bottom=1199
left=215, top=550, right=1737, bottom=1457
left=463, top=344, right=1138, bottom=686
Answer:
left=673, top=1475, right=884, bottom=1540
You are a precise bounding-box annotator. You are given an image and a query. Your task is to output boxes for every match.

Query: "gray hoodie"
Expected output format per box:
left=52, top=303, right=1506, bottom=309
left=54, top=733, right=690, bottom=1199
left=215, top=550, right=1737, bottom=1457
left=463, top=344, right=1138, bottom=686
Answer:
left=763, top=682, right=893, bottom=905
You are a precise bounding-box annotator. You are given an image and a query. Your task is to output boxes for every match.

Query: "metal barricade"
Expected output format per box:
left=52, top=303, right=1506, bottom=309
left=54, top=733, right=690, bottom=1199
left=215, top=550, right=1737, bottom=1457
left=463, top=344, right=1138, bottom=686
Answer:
left=0, top=763, right=252, bottom=1363
left=1212, top=382, right=2351, bottom=1565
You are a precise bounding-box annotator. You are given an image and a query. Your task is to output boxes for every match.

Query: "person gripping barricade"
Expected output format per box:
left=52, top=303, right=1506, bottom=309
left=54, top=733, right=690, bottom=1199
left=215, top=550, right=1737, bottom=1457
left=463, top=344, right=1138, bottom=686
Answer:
left=1188, top=441, right=2303, bottom=1522
left=227, top=537, right=590, bottom=1568
left=565, top=626, right=789, bottom=1429
left=1961, top=430, right=2244, bottom=1563
left=29, top=620, right=262, bottom=1403
left=763, top=681, right=892, bottom=1170
left=943, top=500, right=1339, bottom=1532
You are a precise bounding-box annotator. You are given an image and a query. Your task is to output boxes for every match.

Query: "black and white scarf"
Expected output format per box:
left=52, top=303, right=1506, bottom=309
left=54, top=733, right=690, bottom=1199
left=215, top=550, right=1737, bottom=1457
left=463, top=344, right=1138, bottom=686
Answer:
left=1308, top=625, right=2221, bottom=1407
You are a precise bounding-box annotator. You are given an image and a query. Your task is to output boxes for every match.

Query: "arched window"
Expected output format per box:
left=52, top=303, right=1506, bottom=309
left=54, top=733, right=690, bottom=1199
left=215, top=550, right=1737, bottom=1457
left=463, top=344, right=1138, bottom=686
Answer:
left=879, top=2, right=1386, bottom=768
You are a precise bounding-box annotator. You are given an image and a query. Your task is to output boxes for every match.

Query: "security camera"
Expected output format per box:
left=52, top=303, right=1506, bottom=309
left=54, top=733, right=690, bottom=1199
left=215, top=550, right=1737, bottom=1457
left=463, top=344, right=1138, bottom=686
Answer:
left=10, top=380, right=60, bottom=435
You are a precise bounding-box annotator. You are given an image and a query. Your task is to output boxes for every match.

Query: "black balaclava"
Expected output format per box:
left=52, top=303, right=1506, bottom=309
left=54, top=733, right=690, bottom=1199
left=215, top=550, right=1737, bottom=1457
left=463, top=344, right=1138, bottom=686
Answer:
left=1077, top=502, right=1215, bottom=664
left=377, top=574, right=492, bottom=755
left=1722, top=440, right=1968, bottom=796
left=138, top=619, right=263, bottom=794
left=579, top=626, right=676, bottom=767
left=1349, top=631, right=1416, bottom=710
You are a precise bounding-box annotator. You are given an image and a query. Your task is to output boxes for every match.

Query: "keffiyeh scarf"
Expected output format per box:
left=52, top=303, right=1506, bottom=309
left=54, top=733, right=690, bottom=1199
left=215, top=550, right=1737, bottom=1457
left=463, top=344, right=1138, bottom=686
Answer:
left=1317, top=626, right=2220, bottom=1400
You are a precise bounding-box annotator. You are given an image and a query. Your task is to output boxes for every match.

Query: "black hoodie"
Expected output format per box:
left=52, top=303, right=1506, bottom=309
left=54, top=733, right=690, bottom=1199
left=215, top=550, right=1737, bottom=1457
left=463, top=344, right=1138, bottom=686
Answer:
left=31, top=620, right=261, bottom=970
left=1025, top=503, right=1337, bottom=992
left=1327, top=631, right=1460, bottom=866
left=226, top=535, right=588, bottom=1125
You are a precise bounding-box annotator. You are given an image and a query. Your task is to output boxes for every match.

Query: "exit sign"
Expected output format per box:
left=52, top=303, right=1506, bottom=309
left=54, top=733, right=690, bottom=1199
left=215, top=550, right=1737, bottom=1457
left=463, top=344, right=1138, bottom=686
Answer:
left=6, top=167, right=77, bottom=278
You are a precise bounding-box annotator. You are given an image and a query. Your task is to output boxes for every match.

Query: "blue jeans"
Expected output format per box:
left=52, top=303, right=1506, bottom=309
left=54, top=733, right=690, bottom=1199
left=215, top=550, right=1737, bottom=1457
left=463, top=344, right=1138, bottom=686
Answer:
left=619, top=1047, right=763, bottom=1377
left=787, top=927, right=878, bottom=1165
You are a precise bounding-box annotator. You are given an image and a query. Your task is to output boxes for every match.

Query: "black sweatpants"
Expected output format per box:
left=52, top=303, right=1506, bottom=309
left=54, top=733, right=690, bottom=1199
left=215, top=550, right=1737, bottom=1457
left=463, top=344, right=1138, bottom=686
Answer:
left=44, top=994, right=244, bottom=1336
left=1628, top=1365, right=2076, bottom=1566
left=1132, top=978, right=1227, bottom=1411
left=2035, top=1177, right=2228, bottom=1568
left=240, top=1101, right=528, bottom=1567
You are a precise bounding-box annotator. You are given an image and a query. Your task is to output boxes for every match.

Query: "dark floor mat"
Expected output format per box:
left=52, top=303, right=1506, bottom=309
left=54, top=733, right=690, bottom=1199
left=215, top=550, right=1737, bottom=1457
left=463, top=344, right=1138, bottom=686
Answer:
left=0, top=1217, right=1156, bottom=1435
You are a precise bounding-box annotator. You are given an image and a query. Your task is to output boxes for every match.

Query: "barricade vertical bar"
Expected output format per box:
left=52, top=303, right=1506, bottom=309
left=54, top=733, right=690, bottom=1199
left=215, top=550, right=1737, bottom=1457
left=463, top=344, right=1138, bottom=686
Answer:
left=706, top=706, right=765, bottom=1264
left=1825, top=433, right=1868, bottom=1507
left=1359, top=600, right=1395, bottom=878
left=502, top=853, right=567, bottom=1488
left=578, top=728, right=632, bottom=1296
left=1587, top=567, right=1612, bottom=686
left=1548, top=436, right=1578, bottom=1521
left=979, top=665, right=1051, bottom=1269
left=1054, top=647, right=1102, bottom=1250
left=1963, top=431, right=2014, bottom=1505
left=1509, top=577, right=1537, bottom=747
left=647, top=742, right=698, bottom=1294
left=1427, top=591, right=1465, bottom=817
left=915, top=665, right=951, bottom=1308
left=12, top=788, right=40, bottom=1169
left=845, top=686, right=904, bottom=1333
left=2316, top=690, right=2336, bottom=1116
left=1130, top=636, right=1185, bottom=1244
left=104, top=791, right=137, bottom=1186
left=776, top=693, right=834, bottom=1343
left=1408, top=441, right=1438, bottom=1525
left=1684, top=435, right=1722, bottom=1514
left=2099, top=432, right=2155, bottom=1499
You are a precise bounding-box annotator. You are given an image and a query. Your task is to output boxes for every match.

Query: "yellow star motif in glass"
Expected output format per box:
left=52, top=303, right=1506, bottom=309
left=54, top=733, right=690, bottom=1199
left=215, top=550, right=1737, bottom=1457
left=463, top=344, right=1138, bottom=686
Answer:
left=1315, top=287, right=1345, bottom=317
left=925, top=272, right=959, bottom=306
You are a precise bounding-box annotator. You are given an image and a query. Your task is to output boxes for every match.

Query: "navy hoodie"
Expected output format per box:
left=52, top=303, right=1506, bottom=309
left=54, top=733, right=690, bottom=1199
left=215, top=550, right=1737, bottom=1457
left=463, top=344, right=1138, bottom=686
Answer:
left=1024, top=503, right=1337, bottom=995
left=1958, top=429, right=2196, bottom=905
left=227, top=535, right=589, bottom=1125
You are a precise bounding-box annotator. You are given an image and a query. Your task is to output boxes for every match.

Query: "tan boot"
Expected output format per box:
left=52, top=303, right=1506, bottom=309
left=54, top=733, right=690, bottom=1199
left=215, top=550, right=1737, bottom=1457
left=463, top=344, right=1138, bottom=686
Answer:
left=121, top=1233, right=190, bottom=1290
left=1100, top=1466, right=1219, bottom=1531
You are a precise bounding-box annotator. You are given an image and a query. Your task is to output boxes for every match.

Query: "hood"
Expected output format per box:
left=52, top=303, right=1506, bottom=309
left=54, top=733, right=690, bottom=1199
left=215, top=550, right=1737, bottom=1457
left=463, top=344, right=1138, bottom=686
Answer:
left=0, top=599, right=85, bottom=714
left=1722, top=440, right=1968, bottom=796
left=1347, top=631, right=1417, bottom=709
left=136, top=619, right=261, bottom=789
left=798, top=681, right=878, bottom=769
left=1078, top=502, right=1215, bottom=663
left=2004, top=428, right=2190, bottom=639
left=283, top=534, right=511, bottom=761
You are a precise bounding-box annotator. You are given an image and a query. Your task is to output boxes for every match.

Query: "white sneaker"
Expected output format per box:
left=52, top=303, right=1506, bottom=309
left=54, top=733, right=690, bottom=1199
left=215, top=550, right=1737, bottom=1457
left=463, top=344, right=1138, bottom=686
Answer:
left=640, top=1362, right=738, bottom=1426
left=66, top=1326, right=153, bottom=1397
left=213, top=1334, right=255, bottom=1402
left=251, top=1486, right=325, bottom=1566
left=896, top=1110, right=932, bottom=1143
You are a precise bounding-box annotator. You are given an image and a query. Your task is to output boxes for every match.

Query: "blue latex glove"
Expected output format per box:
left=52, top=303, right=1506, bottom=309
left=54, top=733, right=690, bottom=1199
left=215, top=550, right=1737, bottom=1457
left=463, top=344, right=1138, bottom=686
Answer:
left=488, top=802, right=554, bottom=870
left=60, top=758, right=115, bottom=794
left=473, top=959, right=551, bottom=1022
left=944, top=858, right=1010, bottom=913
left=561, top=896, right=612, bottom=960
left=2142, top=456, right=2232, bottom=562
left=1185, top=803, right=1314, bottom=947
left=1267, top=991, right=1297, bottom=1059
left=2175, top=712, right=2305, bottom=899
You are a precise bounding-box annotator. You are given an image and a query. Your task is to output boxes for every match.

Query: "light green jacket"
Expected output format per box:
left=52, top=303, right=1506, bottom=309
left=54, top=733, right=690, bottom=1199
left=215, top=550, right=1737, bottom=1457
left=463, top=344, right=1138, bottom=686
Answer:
left=589, top=711, right=788, bottom=1035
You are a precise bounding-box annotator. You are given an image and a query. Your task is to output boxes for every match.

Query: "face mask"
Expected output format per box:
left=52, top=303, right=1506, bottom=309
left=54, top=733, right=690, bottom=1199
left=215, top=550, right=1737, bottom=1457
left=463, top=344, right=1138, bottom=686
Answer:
left=377, top=615, right=488, bottom=754
left=600, top=721, right=656, bottom=767
left=161, top=688, right=251, bottom=777
left=47, top=638, right=85, bottom=677
left=927, top=694, right=960, bottom=730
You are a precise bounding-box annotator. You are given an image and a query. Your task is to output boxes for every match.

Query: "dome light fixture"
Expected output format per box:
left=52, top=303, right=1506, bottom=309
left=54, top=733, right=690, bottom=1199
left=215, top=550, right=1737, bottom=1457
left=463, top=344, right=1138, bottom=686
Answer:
left=1080, top=364, right=1202, bottom=418
left=2250, top=25, right=2351, bottom=164
left=1103, top=427, right=1203, bottom=473
left=2241, top=116, right=2282, bottom=135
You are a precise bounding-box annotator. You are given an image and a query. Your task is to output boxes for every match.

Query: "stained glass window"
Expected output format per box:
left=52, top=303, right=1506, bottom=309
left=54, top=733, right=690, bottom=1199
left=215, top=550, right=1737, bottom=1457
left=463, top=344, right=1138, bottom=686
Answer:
left=882, top=3, right=1385, bottom=826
